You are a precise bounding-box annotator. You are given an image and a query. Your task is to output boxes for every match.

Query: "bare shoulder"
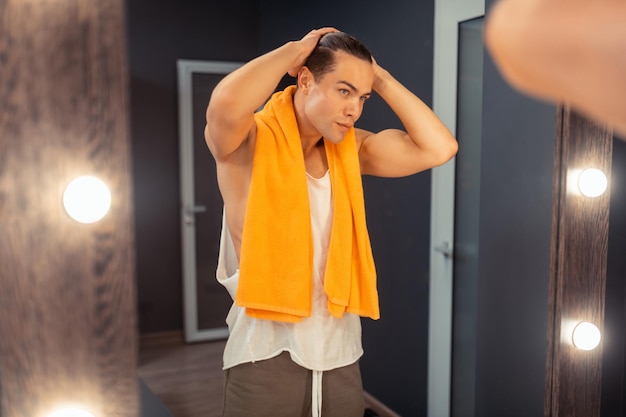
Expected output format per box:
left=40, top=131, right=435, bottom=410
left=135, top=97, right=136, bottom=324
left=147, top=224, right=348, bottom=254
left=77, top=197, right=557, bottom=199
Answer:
left=354, top=127, right=374, bottom=152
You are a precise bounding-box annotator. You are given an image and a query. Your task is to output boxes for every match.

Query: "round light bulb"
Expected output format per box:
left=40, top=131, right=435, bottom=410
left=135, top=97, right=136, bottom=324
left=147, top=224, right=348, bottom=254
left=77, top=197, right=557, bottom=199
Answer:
left=63, top=176, right=111, bottom=224
left=47, top=408, right=95, bottom=417
left=572, top=321, right=601, bottom=350
left=578, top=168, right=608, bottom=197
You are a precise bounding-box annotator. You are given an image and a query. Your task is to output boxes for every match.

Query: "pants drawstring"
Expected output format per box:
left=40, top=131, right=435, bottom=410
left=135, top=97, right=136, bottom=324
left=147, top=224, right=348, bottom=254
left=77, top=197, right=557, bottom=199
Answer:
left=312, top=370, right=323, bottom=417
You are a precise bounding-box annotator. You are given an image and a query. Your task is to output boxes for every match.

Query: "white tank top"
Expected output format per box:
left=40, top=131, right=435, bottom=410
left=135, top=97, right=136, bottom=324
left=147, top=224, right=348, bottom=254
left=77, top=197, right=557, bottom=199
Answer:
left=215, top=170, right=363, bottom=372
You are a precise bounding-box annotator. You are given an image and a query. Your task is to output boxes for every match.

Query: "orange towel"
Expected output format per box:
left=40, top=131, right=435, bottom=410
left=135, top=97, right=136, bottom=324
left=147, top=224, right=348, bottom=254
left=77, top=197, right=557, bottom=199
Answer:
left=236, top=85, right=379, bottom=323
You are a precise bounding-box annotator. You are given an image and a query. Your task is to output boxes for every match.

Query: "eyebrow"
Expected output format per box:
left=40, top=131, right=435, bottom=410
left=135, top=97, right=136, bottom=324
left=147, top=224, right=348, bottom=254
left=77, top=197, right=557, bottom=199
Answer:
left=338, top=80, right=372, bottom=97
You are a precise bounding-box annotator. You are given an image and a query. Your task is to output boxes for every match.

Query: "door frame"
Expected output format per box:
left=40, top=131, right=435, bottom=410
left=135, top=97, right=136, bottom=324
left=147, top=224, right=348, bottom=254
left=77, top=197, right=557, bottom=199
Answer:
left=177, top=59, right=242, bottom=342
left=429, top=1, right=484, bottom=415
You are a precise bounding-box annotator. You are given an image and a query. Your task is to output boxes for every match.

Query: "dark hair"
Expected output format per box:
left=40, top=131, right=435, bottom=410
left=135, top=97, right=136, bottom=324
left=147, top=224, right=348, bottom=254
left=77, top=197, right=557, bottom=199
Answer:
left=303, top=32, right=372, bottom=80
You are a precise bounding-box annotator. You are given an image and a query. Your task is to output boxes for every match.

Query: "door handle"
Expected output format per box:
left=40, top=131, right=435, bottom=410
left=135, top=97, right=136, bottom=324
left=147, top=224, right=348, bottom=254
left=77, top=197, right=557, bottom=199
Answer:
left=434, top=241, right=453, bottom=258
left=183, top=205, right=207, bottom=225
left=185, top=205, right=207, bottom=215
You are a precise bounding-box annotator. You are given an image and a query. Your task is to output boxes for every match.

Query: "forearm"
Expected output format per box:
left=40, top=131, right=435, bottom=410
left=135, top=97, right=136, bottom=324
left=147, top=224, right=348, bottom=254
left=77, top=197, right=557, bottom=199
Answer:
left=374, top=68, right=457, bottom=160
left=208, top=41, right=306, bottom=121
left=206, top=28, right=338, bottom=158
left=485, top=0, right=590, bottom=101
left=485, top=0, right=626, bottom=135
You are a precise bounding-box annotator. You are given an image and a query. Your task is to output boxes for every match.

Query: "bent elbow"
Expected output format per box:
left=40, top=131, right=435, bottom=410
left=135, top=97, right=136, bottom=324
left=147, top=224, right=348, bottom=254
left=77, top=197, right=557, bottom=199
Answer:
left=206, top=86, right=232, bottom=125
left=447, top=139, right=459, bottom=161
left=433, top=137, right=458, bottom=167
left=443, top=140, right=459, bottom=164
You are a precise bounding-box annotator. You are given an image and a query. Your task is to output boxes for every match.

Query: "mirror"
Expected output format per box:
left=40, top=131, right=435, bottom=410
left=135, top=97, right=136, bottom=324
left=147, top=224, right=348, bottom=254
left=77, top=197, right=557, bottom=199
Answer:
left=125, top=0, right=620, bottom=416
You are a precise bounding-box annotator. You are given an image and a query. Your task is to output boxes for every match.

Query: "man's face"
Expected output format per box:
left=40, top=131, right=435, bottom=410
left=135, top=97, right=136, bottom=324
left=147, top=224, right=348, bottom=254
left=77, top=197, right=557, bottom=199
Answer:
left=301, top=51, right=374, bottom=143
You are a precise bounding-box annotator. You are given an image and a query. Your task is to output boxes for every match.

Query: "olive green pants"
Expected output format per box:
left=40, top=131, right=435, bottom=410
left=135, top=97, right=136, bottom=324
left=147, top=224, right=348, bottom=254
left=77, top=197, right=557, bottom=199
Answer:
left=222, top=351, right=365, bottom=417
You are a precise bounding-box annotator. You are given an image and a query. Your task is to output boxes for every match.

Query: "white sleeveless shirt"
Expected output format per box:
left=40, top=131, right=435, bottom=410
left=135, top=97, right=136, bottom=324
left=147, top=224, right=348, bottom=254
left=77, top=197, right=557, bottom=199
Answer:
left=215, top=170, right=363, bottom=372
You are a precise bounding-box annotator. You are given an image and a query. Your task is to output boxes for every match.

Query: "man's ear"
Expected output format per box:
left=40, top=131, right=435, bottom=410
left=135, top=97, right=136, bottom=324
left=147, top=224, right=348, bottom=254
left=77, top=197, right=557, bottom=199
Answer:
left=297, top=66, right=314, bottom=93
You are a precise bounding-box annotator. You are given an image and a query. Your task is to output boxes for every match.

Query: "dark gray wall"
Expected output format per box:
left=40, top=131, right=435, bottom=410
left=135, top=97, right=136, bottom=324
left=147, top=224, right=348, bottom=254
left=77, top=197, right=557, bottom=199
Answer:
left=472, top=1, right=557, bottom=416
left=126, top=0, right=260, bottom=333
left=257, top=2, right=435, bottom=415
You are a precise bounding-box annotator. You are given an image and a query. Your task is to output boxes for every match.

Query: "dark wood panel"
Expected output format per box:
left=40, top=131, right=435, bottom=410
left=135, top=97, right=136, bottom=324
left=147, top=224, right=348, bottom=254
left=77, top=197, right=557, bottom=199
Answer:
left=0, top=0, right=137, bottom=416
left=546, top=106, right=613, bottom=417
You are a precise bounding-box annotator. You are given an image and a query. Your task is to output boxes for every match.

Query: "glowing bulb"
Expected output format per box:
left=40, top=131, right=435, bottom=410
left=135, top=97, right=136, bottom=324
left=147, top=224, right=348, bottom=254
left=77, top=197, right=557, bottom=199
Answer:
left=47, top=408, right=95, bottom=417
left=572, top=321, right=601, bottom=350
left=63, top=176, right=111, bottom=224
left=578, top=168, right=608, bottom=197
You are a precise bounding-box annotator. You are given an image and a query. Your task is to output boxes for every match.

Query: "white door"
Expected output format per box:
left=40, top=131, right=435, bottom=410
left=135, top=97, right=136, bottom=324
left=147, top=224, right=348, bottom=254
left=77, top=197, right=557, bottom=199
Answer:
left=429, top=1, right=484, bottom=416
left=177, top=60, right=242, bottom=343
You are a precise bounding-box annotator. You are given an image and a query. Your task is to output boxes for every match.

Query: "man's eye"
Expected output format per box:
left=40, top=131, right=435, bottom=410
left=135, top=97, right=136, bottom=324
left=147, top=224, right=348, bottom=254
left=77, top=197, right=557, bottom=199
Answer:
left=339, top=89, right=349, bottom=95
left=360, top=96, right=370, bottom=102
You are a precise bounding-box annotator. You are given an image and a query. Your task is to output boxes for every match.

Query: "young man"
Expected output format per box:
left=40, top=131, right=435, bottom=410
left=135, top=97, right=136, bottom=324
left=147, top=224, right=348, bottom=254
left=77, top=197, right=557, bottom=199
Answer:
left=485, top=0, right=626, bottom=138
left=205, top=28, right=457, bottom=417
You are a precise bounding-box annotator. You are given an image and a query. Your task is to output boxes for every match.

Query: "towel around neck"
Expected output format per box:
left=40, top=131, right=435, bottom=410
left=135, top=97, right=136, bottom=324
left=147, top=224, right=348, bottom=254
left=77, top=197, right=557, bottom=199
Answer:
left=235, top=85, right=379, bottom=323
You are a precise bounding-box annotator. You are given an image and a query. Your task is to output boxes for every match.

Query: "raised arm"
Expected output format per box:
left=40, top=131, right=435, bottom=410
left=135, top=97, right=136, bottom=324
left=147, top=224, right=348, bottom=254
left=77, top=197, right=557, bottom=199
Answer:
left=358, top=60, right=458, bottom=177
left=485, top=0, right=626, bottom=137
left=205, top=28, right=338, bottom=160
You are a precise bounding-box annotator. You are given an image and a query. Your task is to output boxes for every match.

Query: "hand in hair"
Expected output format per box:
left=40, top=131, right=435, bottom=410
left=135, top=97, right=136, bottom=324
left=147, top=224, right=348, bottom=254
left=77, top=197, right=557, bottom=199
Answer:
left=287, top=27, right=338, bottom=77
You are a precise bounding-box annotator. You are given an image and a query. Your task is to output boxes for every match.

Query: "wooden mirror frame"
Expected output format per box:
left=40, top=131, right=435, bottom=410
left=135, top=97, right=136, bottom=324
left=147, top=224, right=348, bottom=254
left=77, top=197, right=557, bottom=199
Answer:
left=545, top=106, right=613, bottom=417
left=0, top=0, right=137, bottom=415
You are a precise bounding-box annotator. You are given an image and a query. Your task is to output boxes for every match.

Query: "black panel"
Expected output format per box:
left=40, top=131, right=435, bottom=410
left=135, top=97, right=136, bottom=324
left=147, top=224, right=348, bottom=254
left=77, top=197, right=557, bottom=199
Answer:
left=451, top=17, right=484, bottom=417
left=601, top=138, right=626, bottom=417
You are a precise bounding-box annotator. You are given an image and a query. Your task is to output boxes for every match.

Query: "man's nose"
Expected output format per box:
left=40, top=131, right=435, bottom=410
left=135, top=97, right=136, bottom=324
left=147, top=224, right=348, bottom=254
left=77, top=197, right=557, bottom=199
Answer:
left=345, top=99, right=361, bottom=119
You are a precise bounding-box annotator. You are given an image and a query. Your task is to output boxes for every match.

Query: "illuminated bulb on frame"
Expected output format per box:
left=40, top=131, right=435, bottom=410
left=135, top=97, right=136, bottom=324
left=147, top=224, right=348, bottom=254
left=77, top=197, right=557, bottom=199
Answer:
left=572, top=321, right=601, bottom=351
left=578, top=168, right=608, bottom=197
left=47, top=408, right=96, bottom=417
left=63, top=176, right=111, bottom=224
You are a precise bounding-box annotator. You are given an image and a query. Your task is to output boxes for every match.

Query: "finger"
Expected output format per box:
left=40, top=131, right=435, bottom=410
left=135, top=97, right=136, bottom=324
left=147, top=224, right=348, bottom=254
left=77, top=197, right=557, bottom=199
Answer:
left=305, top=27, right=338, bottom=38
left=316, top=27, right=339, bottom=36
